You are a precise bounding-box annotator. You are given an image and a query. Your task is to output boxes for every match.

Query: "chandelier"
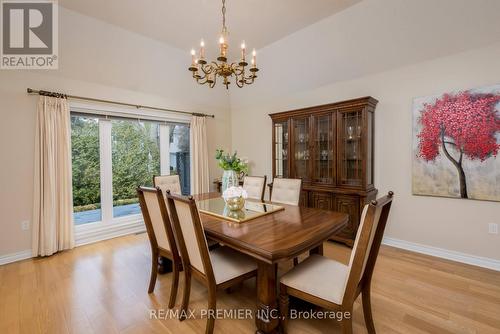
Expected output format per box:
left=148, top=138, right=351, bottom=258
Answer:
left=188, top=0, right=259, bottom=89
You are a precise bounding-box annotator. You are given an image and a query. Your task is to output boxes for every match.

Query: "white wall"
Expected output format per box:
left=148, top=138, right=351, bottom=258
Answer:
left=2, top=0, right=500, bottom=263
left=0, top=7, right=231, bottom=257
left=230, top=0, right=500, bottom=261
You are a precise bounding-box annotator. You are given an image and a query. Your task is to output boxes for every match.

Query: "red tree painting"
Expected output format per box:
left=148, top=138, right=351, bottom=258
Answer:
left=417, top=91, right=500, bottom=198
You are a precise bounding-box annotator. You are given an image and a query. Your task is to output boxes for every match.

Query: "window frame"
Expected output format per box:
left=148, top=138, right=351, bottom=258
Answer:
left=70, top=101, right=191, bottom=246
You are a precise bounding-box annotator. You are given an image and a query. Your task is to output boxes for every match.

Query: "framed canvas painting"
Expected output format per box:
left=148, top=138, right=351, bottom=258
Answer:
left=412, top=84, right=500, bottom=201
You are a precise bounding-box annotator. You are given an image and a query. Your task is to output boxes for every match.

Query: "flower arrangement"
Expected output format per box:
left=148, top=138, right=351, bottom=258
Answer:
left=222, top=186, right=248, bottom=201
left=215, top=149, right=249, bottom=173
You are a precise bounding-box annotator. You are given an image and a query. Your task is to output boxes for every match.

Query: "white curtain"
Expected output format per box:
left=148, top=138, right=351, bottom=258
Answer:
left=32, top=96, right=74, bottom=257
left=190, top=116, right=210, bottom=194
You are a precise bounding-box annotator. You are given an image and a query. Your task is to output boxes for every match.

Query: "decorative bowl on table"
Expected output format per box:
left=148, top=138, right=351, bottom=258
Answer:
left=222, top=186, right=248, bottom=212
left=223, top=206, right=246, bottom=220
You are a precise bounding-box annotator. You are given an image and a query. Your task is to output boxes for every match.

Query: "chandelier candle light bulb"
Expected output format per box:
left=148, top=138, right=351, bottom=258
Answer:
left=200, top=39, right=205, bottom=60
left=241, top=41, right=246, bottom=61
left=188, top=0, right=259, bottom=89
left=190, top=49, right=196, bottom=65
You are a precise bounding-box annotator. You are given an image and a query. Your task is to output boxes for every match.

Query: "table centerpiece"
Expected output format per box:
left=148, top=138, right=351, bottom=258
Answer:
left=222, top=186, right=248, bottom=211
left=215, top=149, right=248, bottom=193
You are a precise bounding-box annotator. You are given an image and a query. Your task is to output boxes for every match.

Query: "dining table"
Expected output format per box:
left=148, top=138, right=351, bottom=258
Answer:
left=193, top=192, right=349, bottom=334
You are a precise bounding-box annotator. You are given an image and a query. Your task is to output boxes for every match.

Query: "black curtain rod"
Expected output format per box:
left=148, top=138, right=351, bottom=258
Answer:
left=26, top=88, right=215, bottom=118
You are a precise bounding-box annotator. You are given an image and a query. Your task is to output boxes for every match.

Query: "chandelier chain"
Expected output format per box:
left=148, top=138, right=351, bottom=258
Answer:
left=221, top=0, right=226, bottom=32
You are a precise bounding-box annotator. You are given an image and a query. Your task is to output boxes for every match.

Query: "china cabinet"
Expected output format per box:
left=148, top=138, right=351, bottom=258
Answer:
left=269, top=96, right=378, bottom=246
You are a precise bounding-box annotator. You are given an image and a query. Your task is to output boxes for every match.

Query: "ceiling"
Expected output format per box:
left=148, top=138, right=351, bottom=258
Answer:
left=59, top=0, right=361, bottom=57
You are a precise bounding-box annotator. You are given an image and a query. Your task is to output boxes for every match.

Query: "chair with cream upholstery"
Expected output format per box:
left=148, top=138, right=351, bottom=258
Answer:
left=155, top=174, right=220, bottom=250
left=270, top=177, right=302, bottom=265
left=279, top=192, right=394, bottom=334
left=243, top=175, right=267, bottom=201
left=270, top=178, right=302, bottom=206
left=165, top=191, right=257, bottom=334
left=153, top=174, right=182, bottom=195
left=137, top=186, right=181, bottom=308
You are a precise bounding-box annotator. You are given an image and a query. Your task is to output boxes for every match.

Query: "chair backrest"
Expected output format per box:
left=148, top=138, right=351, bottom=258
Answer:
left=165, top=192, right=215, bottom=281
left=137, top=187, right=179, bottom=259
left=270, top=178, right=302, bottom=206
left=342, top=191, right=394, bottom=305
left=243, top=175, right=267, bottom=201
left=154, top=174, right=182, bottom=195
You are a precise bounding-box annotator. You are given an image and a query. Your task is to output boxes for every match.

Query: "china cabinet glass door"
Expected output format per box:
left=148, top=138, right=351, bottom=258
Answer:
left=338, top=110, right=363, bottom=187
left=292, top=117, right=310, bottom=181
left=273, top=121, right=289, bottom=178
left=313, top=113, right=334, bottom=184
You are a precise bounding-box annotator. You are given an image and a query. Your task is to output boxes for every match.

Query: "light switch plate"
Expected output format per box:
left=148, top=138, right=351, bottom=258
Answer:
left=488, top=223, right=498, bottom=234
left=21, top=220, right=30, bottom=231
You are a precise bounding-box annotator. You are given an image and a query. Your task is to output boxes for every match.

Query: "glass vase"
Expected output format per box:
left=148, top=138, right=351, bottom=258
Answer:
left=221, top=170, right=239, bottom=194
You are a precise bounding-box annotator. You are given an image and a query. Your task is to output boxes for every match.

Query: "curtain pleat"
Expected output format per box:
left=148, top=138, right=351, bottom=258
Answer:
left=32, top=96, right=74, bottom=257
left=190, top=116, right=210, bottom=195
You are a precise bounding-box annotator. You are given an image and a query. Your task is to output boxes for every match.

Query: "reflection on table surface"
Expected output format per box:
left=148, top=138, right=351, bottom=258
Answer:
left=197, top=197, right=284, bottom=223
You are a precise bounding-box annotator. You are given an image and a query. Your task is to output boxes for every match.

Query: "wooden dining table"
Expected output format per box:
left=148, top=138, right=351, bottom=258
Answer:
left=194, top=192, right=349, bottom=334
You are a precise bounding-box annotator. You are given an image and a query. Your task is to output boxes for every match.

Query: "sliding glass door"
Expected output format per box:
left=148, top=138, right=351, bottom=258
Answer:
left=111, top=119, right=160, bottom=218
left=71, top=115, right=102, bottom=225
left=71, top=113, right=190, bottom=226
left=169, top=123, right=190, bottom=195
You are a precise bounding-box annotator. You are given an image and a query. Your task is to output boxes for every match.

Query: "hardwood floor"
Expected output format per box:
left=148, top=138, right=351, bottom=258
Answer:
left=0, top=234, right=499, bottom=334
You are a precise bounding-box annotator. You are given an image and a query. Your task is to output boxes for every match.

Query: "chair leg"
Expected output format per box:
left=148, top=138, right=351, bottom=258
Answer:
left=340, top=309, right=353, bottom=334
left=168, top=261, right=180, bottom=308
left=293, top=257, right=299, bottom=266
left=279, top=283, right=289, bottom=334
left=148, top=254, right=159, bottom=293
left=206, top=287, right=217, bottom=334
left=362, top=285, right=376, bottom=334
left=179, top=268, right=192, bottom=321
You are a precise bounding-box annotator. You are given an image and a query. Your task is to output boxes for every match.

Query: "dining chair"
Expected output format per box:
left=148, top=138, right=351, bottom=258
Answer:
left=153, top=174, right=182, bottom=195
left=270, top=177, right=302, bottom=206
left=270, top=177, right=303, bottom=265
left=165, top=191, right=258, bottom=334
left=137, top=186, right=182, bottom=308
left=279, top=191, right=394, bottom=334
left=155, top=174, right=220, bottom=250
left=242, top=175, right=267, bottom=201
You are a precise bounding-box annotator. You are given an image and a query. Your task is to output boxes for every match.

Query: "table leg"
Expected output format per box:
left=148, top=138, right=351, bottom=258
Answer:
left=158, top=256, right=172, bottom=274
left=255, top=262, right=279, bottom=334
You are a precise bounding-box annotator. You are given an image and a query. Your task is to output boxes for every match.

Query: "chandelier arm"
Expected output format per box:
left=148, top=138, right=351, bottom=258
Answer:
left=197, top=77, right=208, bottom=85
left=192, top=72, right=203, bottom=84
left=243, top=74, right=256, bottom=85
left=196, top=70, right=210, bottom=84
left=200, top=63, right=213, bottom=75
left=234, top=63, right=248, bottom=87
left=235, top=78, right=244, bottom=88
left=210, top=72, right=218, bottom=88
left=197, top=70, right=208, bottom=80
left=231, top=63, right=245, bottom=76
left=243, top=72, right=256, bottom=80
left=234, top=67, right=245, bottom=88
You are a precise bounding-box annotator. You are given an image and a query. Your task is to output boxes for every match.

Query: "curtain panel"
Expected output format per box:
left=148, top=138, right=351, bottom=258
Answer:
left=32, top=96, right=75, bottom=256
left=190, top=116, right=210, bottom=194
